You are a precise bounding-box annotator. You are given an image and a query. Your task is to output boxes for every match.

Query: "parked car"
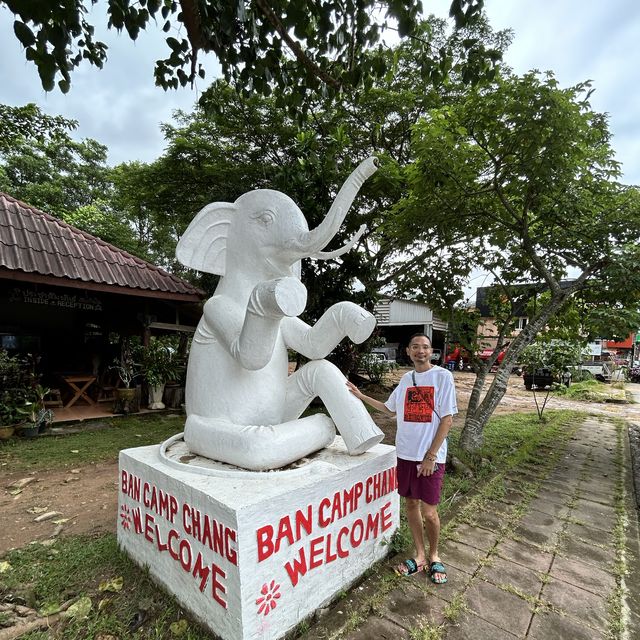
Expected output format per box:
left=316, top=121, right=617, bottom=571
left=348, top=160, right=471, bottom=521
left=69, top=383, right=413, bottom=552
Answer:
left=430, top=348, right=442, bottom=365
left=522, top=367, right=555, bottom=390
left=370, top=349, right=396, bottom=363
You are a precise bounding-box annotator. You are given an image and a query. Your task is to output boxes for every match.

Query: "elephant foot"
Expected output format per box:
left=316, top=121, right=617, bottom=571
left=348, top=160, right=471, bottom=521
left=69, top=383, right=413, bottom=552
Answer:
left=338, top=412, right=385, bottom=455
left=184, top=414, right=335, bottom=471
left=347, top=310, right=376, bottom=344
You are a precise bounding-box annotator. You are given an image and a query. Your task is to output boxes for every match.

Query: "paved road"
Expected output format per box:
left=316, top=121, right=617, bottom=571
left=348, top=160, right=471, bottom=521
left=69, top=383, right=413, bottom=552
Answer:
left=303, top=414, right=640, bottom=639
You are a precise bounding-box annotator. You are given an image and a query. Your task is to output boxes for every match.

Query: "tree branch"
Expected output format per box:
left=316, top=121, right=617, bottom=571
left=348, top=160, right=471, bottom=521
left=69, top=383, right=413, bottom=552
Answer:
left=253, top=0, right=341, bottom=90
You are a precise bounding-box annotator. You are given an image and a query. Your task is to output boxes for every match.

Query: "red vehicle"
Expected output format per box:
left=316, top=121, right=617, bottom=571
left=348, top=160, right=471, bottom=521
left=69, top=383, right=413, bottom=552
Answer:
left=478, top=348, right=506, bottom=364
left=444, top=346, right=471, bottom=370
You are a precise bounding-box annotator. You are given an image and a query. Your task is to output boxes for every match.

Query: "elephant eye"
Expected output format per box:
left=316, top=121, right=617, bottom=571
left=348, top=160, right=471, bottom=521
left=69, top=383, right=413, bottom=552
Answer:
left=257, top=211, right=274, bottom=226
left=255, top=209, right=275, bottom=227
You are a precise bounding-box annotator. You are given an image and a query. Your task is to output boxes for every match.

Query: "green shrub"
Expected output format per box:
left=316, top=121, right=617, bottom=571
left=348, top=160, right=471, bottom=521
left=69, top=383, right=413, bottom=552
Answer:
left=0, top=350, right=33, bottom=425
left=358, top=353, right=398, bottom=385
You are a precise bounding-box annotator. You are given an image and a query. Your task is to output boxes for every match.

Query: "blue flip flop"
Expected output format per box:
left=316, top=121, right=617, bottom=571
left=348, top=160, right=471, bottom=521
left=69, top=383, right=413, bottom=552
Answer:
left=395, top=558, right=425, bottom=576
left=429, top=561, right=447, bottom=584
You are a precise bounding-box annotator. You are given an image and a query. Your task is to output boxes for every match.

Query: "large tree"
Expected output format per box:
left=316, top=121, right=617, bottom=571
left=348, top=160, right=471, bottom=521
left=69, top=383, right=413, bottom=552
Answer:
left=0, top=103, right=75, bottom=151
left=2, top=0, right=494, bottom=109
left=111, top=81, right=380, bottom=305
left=390, top=71, right=640, bottom=452
left=108, top=16, right=509, bottom=291
left=0, top=104, right=111, bottom=215
left=0, top=103, right=143, bottom=255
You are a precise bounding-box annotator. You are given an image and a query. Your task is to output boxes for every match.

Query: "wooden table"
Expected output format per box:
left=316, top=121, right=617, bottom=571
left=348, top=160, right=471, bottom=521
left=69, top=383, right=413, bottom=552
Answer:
left=61, top=375, right=97, bottom=408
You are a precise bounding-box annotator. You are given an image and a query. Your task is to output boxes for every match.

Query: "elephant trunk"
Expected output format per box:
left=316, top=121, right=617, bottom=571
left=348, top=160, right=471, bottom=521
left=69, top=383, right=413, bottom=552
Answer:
left=285, top=156, right=378, bottom=258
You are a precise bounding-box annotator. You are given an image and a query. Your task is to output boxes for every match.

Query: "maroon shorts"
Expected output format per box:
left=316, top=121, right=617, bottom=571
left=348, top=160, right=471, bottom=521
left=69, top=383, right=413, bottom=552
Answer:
left=396, top=457, right=445, bottom=505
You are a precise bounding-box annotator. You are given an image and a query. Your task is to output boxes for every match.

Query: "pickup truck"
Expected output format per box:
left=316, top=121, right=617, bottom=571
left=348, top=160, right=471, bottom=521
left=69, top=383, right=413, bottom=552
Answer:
left=579, top=361, right=612, bottom=382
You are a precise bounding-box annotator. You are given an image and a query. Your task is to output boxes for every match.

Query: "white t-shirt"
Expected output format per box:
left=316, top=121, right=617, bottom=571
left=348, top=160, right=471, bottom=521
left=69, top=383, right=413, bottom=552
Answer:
left=385, top=366, right=458, bottom=462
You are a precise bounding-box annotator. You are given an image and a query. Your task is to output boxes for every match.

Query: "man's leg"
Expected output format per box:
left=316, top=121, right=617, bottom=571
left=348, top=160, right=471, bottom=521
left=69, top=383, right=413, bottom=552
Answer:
left=421, top=501, right=446, bottom=582
left=405, top=497, right=427, bottom=568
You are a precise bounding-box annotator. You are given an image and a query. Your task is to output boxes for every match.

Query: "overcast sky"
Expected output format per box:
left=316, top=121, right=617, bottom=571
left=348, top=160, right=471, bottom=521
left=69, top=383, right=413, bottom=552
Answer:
left=1, top=0, right=639, bottom=186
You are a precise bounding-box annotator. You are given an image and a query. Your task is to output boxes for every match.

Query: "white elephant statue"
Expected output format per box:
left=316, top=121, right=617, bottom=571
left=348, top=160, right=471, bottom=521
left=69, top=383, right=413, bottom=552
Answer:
left=176, top=157, right=384, bottom=471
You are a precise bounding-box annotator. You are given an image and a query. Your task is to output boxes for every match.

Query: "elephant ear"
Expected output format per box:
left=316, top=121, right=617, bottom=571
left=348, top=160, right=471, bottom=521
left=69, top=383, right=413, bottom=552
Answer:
left=176, top=202, right=235, bottom=275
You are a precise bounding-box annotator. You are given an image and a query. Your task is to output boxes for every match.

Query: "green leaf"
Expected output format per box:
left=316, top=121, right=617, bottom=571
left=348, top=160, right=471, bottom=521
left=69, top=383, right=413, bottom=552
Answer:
left=98, top=576, right=124, bottom=592
left=14, top=21, right=36, bottom=47
left=61, top=596, right=92, bottom=620
left=39, top=602, right=62, bottom=616
left=166, top=36, right=181, bottom=51
left=37, top=65, right=56, bottom=92
left=170, top=619, right=189, bottom=636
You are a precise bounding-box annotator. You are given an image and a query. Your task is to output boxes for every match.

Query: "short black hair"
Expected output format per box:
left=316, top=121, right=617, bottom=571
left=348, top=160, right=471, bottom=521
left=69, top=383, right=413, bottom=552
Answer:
left=407, top=332, right=432, bottom=346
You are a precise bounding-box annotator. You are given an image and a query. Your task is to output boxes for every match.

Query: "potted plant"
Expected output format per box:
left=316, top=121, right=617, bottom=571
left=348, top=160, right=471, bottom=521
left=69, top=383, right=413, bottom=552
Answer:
left=16, top=387, right=54, bottom=437
left=141, top=336, right=183, bottom=410
left=0, top=393, right=22, bottom=439
left=0, top=350, right=29, bottom=439
left=110, top=337, right=143, bottom=414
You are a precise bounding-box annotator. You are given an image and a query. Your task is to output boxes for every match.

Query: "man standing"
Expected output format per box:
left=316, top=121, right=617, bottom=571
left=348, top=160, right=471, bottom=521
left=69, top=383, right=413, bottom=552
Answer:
left=347, top=333, right=457, bottom=583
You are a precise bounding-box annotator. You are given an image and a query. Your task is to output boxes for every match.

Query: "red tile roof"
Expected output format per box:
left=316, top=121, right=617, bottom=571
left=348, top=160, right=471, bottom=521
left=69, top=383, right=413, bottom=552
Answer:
left=0, top=192, right=204, bottom=301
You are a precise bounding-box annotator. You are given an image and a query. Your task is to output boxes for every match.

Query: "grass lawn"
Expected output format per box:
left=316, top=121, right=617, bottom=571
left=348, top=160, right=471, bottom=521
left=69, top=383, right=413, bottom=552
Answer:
left=0, top=414, right=185, bottom=472
left=554, top=378, right=628, bottom=403
left=0, top=409, right=585, bottom=638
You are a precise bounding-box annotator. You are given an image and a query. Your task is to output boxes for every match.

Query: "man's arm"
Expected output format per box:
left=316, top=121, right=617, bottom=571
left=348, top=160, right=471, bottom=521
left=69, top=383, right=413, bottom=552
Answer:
left=418, top=414, right=453, bottom=477
left=346, top=381, right=395, bottom=416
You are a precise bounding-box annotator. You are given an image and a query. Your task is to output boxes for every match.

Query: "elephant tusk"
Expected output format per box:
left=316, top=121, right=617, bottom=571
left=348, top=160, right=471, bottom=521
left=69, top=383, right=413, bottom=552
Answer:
left=311, top=224, right=366, bottom=260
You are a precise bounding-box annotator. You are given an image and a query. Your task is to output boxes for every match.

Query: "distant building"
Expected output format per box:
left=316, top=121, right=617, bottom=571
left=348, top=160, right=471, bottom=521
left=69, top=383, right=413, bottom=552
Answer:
left=473, top=285, right=531, bottom=350
left=373, top=296, right=447, bottom=363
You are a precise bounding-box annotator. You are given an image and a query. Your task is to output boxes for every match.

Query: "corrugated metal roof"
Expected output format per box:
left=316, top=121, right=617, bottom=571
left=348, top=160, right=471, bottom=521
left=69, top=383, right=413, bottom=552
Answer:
left=0, top=192, right=204, bottom=300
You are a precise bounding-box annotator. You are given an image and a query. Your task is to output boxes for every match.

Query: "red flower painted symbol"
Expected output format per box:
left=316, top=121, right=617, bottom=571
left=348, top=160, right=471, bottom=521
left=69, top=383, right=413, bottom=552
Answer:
left=120, top=504, right=131, bottom=530
left=256, top=580, right=281, bottom=617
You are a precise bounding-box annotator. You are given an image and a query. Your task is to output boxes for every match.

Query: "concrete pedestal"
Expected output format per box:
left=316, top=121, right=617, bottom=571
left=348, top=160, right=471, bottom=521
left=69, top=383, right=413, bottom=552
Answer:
left=117, top=435, right=399, bottom=640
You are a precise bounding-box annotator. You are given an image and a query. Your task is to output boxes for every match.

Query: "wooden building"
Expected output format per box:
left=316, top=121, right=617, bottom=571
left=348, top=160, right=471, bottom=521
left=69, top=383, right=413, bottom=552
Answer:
left=0, top=193, right=205, bottom=399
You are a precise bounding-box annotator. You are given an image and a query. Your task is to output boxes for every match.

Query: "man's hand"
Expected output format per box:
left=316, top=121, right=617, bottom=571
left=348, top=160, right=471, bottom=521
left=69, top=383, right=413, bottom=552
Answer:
left=417, top=459, right=438, bottom=477
left=346, top=380, right=365, bottom=400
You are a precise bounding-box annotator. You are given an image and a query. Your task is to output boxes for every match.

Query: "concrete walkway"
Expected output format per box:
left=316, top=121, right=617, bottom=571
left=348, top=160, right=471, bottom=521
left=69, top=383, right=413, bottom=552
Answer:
left=303, top=416, right=640, bottom=639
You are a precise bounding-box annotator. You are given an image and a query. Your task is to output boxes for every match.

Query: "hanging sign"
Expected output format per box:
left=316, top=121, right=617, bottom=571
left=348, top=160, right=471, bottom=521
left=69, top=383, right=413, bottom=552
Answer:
left=9, top=287, right=103, bottom=312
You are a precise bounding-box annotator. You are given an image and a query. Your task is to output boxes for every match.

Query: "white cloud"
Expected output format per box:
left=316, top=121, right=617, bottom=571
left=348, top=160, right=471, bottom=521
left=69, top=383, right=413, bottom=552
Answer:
left=1, top=1, right=638, bottom=184
left=483, top=0, right=640, bottom=184
left=0, top=4, right=219, bottom=164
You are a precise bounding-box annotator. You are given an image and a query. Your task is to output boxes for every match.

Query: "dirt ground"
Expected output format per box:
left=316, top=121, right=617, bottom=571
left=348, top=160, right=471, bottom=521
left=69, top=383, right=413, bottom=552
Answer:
left=2, top=371, right=639, bottom=556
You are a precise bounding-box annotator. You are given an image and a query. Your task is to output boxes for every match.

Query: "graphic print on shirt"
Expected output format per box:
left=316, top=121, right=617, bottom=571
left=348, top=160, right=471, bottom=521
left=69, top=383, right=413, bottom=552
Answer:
left=404, top=386, right=435, bottom=423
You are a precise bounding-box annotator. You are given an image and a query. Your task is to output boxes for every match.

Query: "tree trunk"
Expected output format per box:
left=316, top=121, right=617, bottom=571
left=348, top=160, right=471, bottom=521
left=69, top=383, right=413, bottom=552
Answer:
left=466, top=368, right=486, bottom=416
left=459, top=292, right=570, bottom=453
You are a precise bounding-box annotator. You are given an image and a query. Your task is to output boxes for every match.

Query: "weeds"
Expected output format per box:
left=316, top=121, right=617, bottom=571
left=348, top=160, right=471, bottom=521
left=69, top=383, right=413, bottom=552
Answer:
left=0, top=534, right=211, bottom=639
left=408, top=619, right=444, bottom=640
left=604, top=418, right=629, bottom=640
left=555, top=380, right=626, bottom=403
left=443, top=592, right=468, bottom=622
